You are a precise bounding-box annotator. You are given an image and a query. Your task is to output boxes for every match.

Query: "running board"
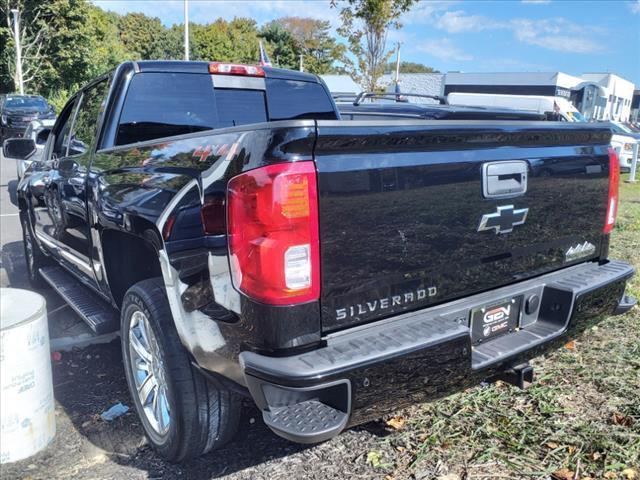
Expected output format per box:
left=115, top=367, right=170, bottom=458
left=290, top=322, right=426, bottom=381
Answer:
left=39, top=266, right=119, bottom=335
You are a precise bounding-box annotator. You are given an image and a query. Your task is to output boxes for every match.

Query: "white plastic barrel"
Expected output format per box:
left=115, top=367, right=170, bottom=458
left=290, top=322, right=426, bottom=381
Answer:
left=0, top=288, right=55, bottom=463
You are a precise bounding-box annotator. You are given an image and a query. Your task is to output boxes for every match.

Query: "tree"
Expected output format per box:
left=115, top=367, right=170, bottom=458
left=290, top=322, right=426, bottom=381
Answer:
left=85, top=6, right=129, bottom=78
left=384, top=61, right=439, bottom=74
left=1, top=0, right=98, bottom=98
left=191, top=18, right=260, bottom=63
left=260, top=22, right=297, bottom=69
left=2, top=0, right=51, bottom=93
left=271, top=17, right=345, bottom=74
left=117, top=13, right=167, bottom=60
left=333, top=0, right=415, bottom=91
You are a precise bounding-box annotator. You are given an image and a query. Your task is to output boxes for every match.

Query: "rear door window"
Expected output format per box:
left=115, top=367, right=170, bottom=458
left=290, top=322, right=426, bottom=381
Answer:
left=68, top=79, right=109, bottom=159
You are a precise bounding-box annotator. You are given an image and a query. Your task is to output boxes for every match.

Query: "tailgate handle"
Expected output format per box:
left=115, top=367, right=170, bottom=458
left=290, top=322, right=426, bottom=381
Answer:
left=483, top=161, right=528, bottom=198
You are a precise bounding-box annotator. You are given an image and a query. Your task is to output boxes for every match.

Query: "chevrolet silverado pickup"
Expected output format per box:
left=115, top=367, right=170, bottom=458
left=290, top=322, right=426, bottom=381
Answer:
left=5, top=61, right=636, bottom=462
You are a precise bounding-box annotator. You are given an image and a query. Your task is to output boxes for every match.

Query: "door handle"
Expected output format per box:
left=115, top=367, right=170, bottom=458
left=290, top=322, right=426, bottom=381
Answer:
left=482, top=161, right=528, bottom=198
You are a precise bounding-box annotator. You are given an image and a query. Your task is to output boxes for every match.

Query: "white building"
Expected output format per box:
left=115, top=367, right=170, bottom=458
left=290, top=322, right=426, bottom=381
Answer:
left=321, top=73, right=443, bottom=103
left=321, top=70, right=636, bottom=121
left=442, top=72, right=636, bottom=121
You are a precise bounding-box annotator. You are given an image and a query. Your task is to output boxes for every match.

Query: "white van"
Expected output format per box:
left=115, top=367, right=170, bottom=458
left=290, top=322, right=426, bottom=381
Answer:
left=447, top=93, right=586, bottom=122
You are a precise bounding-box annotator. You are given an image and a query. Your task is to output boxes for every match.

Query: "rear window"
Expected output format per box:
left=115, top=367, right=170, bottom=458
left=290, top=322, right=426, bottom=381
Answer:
left=215, top=89, right=267, bottom=128
left=266, top=79, right=337, bottom=121
left=115, top=72, right=336, bottom=146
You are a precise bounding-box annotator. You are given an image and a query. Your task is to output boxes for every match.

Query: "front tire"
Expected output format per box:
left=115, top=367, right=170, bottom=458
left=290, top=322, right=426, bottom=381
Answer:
left=121, top=278, right=241, bottom=462
left=20, top=211, right=50, bottom=289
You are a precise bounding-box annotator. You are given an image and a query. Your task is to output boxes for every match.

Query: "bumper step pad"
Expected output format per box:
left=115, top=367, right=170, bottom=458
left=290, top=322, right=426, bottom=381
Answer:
left=263, top=400, right=348, bottom=444
left=39, top=266, right=119, bottom=335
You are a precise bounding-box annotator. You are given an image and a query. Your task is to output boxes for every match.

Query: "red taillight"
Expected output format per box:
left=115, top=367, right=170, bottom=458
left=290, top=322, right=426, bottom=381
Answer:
left=604, top=147, right=620, bottom=234
left=227, top=161, right=320, bottom=305
left=209, top=62, right=265, bottom=77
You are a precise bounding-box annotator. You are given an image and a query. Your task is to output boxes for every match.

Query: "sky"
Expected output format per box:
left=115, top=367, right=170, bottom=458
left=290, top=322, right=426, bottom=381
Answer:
left=92, top=0, right=640, bottom=86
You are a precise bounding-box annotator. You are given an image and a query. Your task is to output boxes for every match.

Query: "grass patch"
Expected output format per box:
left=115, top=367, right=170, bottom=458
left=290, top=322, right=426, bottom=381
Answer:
left=370, top=177, right=640, bottom=480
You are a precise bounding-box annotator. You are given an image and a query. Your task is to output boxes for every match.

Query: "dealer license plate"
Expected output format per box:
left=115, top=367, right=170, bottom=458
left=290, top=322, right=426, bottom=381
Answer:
left=471, top=296, right=522, bottom=344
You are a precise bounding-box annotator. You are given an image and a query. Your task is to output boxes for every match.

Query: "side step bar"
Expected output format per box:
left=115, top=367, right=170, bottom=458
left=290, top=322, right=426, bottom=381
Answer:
left=39, top=266, right=119, bottom=335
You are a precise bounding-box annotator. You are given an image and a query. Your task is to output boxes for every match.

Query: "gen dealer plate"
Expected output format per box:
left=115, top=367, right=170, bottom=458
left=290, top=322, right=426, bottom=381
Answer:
left=471, top=296, right=522, bottom=345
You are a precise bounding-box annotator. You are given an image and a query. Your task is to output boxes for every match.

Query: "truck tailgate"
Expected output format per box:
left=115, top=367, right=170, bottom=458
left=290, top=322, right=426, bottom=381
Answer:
left=313, top=121, right=613, bottom=331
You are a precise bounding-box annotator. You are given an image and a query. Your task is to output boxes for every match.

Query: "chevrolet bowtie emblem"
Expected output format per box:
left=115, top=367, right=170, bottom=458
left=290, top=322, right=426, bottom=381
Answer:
left=478, top=205, right=529, bottom=234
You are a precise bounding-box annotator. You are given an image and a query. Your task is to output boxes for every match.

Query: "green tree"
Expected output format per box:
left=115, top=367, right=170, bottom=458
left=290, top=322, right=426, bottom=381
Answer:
left=86, top=6, right=129, bottom=78
left=272, top=17, right=345, bottom=74
left=260, top=22, right=297, bottom=69
left=333, top=0, right=415, bottom=91
left=1, top=0, right=97, bottom=97
left=117, top=12, right=167, bottom=60
left=384, top=61, right=438, bottom=74
left=191, top=18, right=260, bottom=63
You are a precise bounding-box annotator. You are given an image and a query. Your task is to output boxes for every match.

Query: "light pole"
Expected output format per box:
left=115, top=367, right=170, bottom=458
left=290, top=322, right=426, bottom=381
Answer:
left=394, top=42, right=402, bottom=85
left=11, top=9, right=24, bottom=94
left=184, top=0, right=189, bottom=61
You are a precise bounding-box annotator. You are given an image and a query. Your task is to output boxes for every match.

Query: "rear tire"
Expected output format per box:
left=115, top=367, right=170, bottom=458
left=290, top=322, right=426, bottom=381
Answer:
left=20, top=211, right=50, bottom=289
left=121, top=278, right=241, bottom=462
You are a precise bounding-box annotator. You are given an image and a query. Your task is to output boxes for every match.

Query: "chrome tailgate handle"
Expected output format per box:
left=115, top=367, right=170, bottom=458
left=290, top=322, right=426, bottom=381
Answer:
left=482, top=161, right=528, bottom=198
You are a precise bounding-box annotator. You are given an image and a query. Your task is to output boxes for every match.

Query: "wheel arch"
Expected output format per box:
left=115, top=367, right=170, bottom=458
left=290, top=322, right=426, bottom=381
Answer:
left=100, top=219, right=163, bottom=308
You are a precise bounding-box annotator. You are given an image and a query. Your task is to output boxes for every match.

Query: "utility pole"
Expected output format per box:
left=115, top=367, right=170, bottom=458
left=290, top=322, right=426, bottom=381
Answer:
left=184, top=0, right=190, bottom=61
left=394, top=42, right=402, bottom=85
left=299, top=53, right=304, bottom=72
left=11, top=9, right=24, bottom=94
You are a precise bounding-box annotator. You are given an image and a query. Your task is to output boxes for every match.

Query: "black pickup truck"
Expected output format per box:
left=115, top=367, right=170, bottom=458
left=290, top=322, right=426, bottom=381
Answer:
left=5, top=61, right=636, bottom=462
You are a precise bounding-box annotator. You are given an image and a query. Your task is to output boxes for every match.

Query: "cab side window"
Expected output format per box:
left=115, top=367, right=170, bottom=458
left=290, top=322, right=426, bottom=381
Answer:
left=52, top=98, right=78, bottom=159
left=68, top=80, right=109, bottom=159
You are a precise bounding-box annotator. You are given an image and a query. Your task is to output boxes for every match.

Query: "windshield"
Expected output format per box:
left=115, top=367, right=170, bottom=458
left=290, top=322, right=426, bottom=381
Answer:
left=614, top=122, right=634, bottom=134
left=565, top=110, right=586, bottom=122
left=5, top=97, right=49, bottom=110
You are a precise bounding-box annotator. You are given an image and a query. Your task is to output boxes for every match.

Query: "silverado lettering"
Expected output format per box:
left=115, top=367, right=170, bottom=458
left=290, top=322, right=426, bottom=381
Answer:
left=335, top=287, right=437, bottom=320
left=6, top=60, right=634, bottom=463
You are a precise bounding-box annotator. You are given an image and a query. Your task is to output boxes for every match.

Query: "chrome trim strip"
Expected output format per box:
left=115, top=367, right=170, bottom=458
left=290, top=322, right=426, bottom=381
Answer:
left=35, top=230, right=94, bottom=276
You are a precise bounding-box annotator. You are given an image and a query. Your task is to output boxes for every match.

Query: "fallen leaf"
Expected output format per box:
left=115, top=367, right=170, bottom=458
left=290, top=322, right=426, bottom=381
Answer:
left=395, top=446, right=405, bottom=453
left=384, top=476, right=395, bottom=480
left=604, top=472, right=617, bottom=479
left=590, top=452, right=602, bottom=461
left=552, top=468, right=574, bottom=480
left=437, top=474, right=458, bottom=480
left=564, top=340, right=577, bottom=351
left=547, top=442, right=560, bottom=449
left=612, top=412, right=634, bottom=427
left=623, top=469, right=637, bottom=480
left=367, top=451, right=382, bottom=468
left=386, top=416, right=406, bottom=430
left=568, top=446, right=577, bottom=455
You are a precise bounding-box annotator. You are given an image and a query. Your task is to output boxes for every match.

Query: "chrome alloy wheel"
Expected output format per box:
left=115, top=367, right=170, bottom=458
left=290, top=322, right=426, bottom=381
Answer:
left=129, top=310, right=171, bottom=435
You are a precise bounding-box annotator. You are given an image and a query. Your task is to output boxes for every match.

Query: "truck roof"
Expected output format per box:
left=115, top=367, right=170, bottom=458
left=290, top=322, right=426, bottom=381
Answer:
left=134, top=60, right=321, bottom=83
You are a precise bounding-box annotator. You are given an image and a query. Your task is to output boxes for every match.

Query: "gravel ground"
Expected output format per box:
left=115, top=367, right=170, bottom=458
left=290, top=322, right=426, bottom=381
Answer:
left=2, top=340, right=398, bottom=480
